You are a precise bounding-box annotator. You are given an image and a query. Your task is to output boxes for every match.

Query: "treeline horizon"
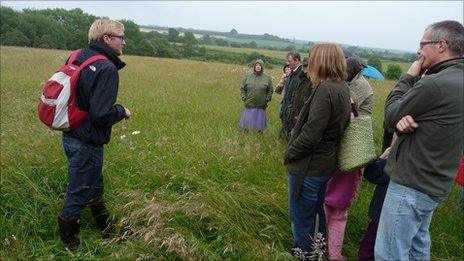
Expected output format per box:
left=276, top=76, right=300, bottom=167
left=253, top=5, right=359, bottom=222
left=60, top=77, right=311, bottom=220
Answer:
left=0, top=7, right=287, bottom=67
left=0, top=6, right=413, bottom=72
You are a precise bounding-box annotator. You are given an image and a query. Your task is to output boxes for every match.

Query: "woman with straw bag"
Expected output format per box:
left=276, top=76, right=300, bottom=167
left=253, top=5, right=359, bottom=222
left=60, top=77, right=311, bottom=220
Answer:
left=284, top=43, right=351, bottom=259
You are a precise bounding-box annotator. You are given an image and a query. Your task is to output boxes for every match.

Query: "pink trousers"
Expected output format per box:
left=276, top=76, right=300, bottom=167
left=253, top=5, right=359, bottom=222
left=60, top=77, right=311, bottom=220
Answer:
left=324, top=204, right=348, bottom=261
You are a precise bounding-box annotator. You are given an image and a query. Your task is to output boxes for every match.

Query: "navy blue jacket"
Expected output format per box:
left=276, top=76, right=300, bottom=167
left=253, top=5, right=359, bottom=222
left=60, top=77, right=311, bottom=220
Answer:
left=364, top=158, right=389, bottom=222
left=63, top=42, right=127, bottom=146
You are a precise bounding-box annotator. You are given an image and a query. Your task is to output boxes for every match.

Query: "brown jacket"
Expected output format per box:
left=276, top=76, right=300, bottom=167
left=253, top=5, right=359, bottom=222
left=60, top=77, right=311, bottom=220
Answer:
left=284, top=81, right=351, bottom=177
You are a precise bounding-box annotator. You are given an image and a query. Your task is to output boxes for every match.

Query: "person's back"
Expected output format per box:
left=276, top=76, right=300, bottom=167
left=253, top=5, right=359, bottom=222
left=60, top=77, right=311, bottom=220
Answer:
left=323, top=57, right=373, bottom=260
left=348, top=75, right=373, bottom=116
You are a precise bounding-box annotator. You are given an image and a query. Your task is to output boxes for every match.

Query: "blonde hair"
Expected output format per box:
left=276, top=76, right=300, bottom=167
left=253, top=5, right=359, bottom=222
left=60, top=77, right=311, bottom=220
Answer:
left=307, top=43, right=347, bottom=87
left=88, top=19, right=124, bottom=43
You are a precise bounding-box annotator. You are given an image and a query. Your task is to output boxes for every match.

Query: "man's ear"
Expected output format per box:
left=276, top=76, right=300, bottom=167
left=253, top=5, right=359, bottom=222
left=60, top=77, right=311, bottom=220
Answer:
left=437, top=40, right=448, bottom=54
left=101, top=35, right=110, bottom=45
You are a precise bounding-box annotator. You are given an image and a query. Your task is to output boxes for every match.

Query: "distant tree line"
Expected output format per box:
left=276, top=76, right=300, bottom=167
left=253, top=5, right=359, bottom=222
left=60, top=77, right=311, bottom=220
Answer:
left=0, top=6, right=407, bottom=76
left=0, top=7, right=284, bottom=68
left=346, top=45, right=417, bottom=65
left=151, top=23, right=416, bottom=64
left=145, top=25, right=289, bottom=42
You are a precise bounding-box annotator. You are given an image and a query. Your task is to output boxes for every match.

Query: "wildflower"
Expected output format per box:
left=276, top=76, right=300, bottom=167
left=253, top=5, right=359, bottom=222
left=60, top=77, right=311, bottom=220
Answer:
left=291, top=247, right=309, bottom=260
left=309, top=232, right=327, bottom=261
left=120, top=135, right=126, bottom=140
left=131, top=131, right=141, bottom=135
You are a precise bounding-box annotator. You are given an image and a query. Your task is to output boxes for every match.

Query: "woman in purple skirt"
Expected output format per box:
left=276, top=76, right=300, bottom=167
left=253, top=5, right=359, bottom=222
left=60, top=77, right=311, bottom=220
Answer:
left=240, top=59, right=273, bottom=131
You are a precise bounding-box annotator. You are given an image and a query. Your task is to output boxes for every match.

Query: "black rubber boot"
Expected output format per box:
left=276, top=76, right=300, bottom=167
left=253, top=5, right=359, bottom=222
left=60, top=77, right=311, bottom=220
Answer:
left=58, top=216, right=80, bottom=251
left=89, top=200, right=115, bottom=238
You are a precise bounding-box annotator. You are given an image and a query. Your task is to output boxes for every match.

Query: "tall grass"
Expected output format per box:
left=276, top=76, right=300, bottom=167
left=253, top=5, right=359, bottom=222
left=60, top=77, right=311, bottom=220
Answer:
left=1, top=46, right=462, bottom=260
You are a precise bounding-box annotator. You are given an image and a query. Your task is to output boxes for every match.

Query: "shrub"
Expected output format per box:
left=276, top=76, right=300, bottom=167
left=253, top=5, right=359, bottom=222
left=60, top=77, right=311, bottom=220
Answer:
left=385, top=64, right=403, bottom=80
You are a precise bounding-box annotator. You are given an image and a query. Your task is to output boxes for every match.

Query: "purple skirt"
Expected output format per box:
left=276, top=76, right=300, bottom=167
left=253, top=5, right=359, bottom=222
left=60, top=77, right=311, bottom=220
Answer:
left=239, top=108, right=267, bottom=131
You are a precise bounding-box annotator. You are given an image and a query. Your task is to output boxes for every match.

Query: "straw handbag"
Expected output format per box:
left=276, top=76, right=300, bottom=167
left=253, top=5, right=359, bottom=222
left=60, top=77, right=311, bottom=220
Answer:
left=338, top=104, right=376, bottom=172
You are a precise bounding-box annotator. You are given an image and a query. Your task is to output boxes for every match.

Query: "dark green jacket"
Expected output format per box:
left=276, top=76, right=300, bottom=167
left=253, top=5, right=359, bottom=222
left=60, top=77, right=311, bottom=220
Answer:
left=284, top=81, right=351, bottom=179
left=384, top=58, right=464, bottom=199
left=241, top=72, right=273, bottom=108
left=281, top=66, right=303, bottom=123
left=288, top=70, right=313, bottom=128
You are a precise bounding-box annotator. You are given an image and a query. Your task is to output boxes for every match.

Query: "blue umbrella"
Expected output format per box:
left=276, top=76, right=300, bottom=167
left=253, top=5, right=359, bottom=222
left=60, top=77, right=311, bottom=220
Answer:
left=363, top=65, right=385, bottom=80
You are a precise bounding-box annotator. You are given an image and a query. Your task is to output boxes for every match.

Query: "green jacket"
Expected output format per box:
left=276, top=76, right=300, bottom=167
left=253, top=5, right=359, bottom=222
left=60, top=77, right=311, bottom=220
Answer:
left=288, top=70, right=313, bottom=128
left=384, top=58, right=464, bottom=198
left=284, top=81, right=351, bottom=180
left=241, top=72, right=273, bottom=109
left=281, top=66, right=303, bottom=123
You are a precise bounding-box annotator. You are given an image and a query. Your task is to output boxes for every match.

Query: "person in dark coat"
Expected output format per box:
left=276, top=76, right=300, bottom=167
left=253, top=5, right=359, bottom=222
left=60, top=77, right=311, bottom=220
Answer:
left=358, top=134, right=396, bottom=261
left=284, top=43, right=351, bottom=258
left=288, top=57, right=312, bottom=131
left=58, top=18, right=131, bottom=251
left=280, top=51, right=302, bottom=140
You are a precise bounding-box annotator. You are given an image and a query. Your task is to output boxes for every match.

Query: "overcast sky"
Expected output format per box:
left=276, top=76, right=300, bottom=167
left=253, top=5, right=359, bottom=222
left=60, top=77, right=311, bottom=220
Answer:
left=2, top=1, right=463, bottom=52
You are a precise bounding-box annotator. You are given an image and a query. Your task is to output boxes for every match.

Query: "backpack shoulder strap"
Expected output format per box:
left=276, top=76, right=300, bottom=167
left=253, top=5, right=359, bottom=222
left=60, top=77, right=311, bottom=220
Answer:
left=67, top=49, right=82, bottom=65
left=79, top=54, right=109, bottom=70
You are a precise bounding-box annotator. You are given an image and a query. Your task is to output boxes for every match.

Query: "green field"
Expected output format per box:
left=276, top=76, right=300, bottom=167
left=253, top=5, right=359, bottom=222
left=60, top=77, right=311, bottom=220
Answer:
left=1, top=46, right=462, bottom=260
left=203, top=45, right=289, bottom=60
left=221, top=37, right=306, bottom=50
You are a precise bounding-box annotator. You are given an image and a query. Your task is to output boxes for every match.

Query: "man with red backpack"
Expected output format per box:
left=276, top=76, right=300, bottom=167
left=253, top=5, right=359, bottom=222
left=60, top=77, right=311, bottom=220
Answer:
left=57, top=18, right=131, bottom=251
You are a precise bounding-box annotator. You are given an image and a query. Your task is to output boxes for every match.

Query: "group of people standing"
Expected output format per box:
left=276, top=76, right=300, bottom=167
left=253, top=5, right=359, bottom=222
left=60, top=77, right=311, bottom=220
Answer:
left=239, top=20, right=463, bottom=261
left=51, top=16, right=462, bottom=260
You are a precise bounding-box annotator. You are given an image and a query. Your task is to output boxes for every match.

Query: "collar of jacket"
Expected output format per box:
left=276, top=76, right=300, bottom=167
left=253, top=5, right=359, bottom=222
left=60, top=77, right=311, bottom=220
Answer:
left=349, top=71, right=364, bottom=83
left=292, top=65, right=302, bottom=76
left=426, top=57, right=463, bottom=75
left=89, top=41, right=126, bottom=70
left=298, top=69, right=308, bottom=79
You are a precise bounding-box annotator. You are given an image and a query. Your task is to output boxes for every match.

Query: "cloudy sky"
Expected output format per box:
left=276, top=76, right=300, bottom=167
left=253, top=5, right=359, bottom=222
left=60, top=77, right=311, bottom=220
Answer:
left=2, top=1, right=463, bottom=52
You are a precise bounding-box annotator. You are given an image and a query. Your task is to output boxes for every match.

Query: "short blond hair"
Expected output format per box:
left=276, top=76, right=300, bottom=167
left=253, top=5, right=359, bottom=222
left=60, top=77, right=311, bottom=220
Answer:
left=308, top=43, right=347, bottom=87
left=88, top=19, right=124, bottom=43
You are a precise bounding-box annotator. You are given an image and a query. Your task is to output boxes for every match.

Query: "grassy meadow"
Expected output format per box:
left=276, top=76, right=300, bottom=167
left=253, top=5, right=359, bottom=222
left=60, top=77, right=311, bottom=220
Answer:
left=203, top=45, right=290, bottom=60
left=1, top=46, right=463, bottom=260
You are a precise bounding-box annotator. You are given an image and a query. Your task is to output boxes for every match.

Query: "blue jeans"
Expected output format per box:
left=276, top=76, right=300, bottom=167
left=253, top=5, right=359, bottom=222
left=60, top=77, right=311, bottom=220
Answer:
left=375, top=180, right=439, bottom=261
left=288, top=173, right=330, bottom=253
left=61, top=136, right=104, bottom=219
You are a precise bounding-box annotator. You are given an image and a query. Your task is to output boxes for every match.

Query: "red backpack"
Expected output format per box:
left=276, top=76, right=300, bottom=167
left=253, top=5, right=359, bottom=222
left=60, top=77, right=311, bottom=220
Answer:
left=38, top=49, right=108, bottom=131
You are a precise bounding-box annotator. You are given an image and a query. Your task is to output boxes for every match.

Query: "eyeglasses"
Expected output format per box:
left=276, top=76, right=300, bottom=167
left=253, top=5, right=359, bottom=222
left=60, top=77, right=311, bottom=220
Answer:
left=109, top=35, right=125, bottom=41
left=419, top=41, right=440, bottom=48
